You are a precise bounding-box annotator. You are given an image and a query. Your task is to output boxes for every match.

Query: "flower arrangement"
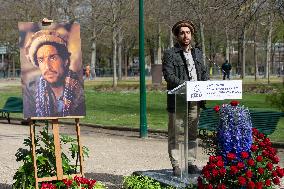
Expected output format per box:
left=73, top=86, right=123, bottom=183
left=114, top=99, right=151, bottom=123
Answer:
left=40, top=176, right=106, bottom=189
left=198, top=101, right=284, bottom=188
left=216, top=100, right=253, bottom=163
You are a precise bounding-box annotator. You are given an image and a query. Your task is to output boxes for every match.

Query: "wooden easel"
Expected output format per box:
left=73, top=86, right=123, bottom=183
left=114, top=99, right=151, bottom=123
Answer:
left=29, top=117, right=84, bottom=189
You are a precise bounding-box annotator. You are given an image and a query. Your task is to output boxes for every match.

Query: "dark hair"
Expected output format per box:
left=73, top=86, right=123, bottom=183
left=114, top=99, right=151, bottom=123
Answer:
left=33, top=42, right=71, bottom=67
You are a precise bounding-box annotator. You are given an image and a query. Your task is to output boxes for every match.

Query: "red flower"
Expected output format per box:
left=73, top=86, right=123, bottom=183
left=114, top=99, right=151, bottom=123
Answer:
left=209, top=163, right=217, bottom=169
left=252, top=128, right=259, bottom=135
left=256, top=155, right=263, bottom=162
left=63, top=179, right=72, bottom=187
left=251, top=145, right=258, bottom=152
left=258, top=133, right=265, bottom=139
left=255, top=182, right=263, bottom=189
left=267, top=146, right=276, bottom=155
left=227, top=153, right=236, bottom=161
left=212, top=169, right=219, bottom=177
left=204, top=170, right=211, bottom=179
left=213, top=105, right=220, bottom=112
left=237, top=162, right=245, bottom=169
left=276, top=167, right=284, bottom=178
left=230, top=166, right=238, bottom=174
left=273, top=156, right=280, bottom=164
left=263, top=138, right=271, bottom=145
left=217, top=184, right=226, bottom=189
left=265, top=179, right=271, bottom=187
left=262, top=150, right=269, bottom=157
left=272, top=171, right=278, bottom=177
left=247, top=181, right=255, bottom=189
left=247, top=158, right=255, bottom=166
left=241, top=151, right=249, bottom=159
left=257, top=167, right=264, bottom=174
left=246, top=170, right=253, bottom=178
left=209, top=156, right=216, bottom=163
left=41, top=183, right=56, bottom=189
left=217, top=160, right=224, bottom=167
left=219, top=168, right=226, bottom=176
left=230, top=100, right=239, bottom=106
left=216, top=156, right=223, bottom=161
left=207, top=184, right=213, bottom=189
left=266, top=162, right=273, bottom=171
left=273, top=177, right=280, bottom=185
left=238, top=176, right=246, bottom=186
left=259, top=142, right=265, bottom=147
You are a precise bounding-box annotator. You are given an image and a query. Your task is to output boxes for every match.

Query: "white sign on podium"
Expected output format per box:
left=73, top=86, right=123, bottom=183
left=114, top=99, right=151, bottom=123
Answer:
left=186, top=80, right=242, bottom=101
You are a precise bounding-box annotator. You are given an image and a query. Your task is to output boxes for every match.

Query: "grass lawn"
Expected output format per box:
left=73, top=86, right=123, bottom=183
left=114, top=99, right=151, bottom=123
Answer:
left=0, top=78, right=283, bottom=142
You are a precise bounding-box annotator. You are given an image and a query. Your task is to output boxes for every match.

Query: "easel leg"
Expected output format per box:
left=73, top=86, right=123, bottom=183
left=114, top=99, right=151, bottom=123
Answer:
left=52, top=119, right=63, bottom=180
left=30, top=121, right=39, bottom=189
left=75, top=118, right=84, bottom=176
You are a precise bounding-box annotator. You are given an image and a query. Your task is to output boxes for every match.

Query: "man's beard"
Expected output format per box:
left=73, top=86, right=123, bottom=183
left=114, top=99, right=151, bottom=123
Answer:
left=49, top=76, right=65, bottom=87
left=180, top=39, right=191, bottom=47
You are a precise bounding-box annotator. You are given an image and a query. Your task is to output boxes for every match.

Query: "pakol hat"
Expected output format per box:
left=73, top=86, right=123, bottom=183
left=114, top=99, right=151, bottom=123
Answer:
left=172, top=20, right=195, bottom=36
left=25, top=30, right=67, bottom=66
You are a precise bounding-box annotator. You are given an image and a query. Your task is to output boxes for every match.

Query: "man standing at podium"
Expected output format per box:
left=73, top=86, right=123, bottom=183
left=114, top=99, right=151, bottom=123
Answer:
left=162, top=20, right=208, bottom=176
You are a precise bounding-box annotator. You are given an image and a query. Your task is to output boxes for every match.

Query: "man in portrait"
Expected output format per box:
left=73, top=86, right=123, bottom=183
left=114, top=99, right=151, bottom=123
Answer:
left=22, top=27, right=85, bottom=118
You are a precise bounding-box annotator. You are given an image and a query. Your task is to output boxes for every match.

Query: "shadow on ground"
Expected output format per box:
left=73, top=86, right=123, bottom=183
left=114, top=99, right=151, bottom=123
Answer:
left=85, top=172, right=124, bottom=189
left=0, top=183, right=12, bottom=189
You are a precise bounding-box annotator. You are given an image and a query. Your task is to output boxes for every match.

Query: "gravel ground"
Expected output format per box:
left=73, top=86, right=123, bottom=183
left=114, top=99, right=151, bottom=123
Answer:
left=0, top=120, right=210, bottom=189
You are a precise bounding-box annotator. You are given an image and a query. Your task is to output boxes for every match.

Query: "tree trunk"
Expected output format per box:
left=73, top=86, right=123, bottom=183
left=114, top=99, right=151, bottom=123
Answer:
left=91, top=40, right=97, bottom=79
left=112, top=29, right=117, bottom=87
left=149, top=47, right=155, bottom=65
left=7, top=62, right=10, bottom=78
left=157, top=23, right=162, bottom=64
left=200, top=22, right=206, bottom=66
left=253, top=23, right=259, bottom=81
left=225, top=27, right=230, bottom=62
left=241, top=28, right=246, bottom=79
left=265, top=18, right=272, bottom=84
left=118, top=31, right=123, bottom=80
left=125, top=51, right=128, bottom=77
left=169, top=29, right=174, bottom=48
left=12, top=56, right=15, bottom=77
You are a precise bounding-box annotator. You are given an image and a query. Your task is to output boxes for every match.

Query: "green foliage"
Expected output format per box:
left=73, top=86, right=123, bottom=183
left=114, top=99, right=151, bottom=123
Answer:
left=12, top=123, right=89, bottom=189
left=123, top=175, right=175, bottom=189
left=266, top=89, right=284, bottom=112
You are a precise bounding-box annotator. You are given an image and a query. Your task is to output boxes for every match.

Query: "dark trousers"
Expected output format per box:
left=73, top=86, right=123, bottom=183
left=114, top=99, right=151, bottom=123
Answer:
left=223, top=71, right=230, bottom=80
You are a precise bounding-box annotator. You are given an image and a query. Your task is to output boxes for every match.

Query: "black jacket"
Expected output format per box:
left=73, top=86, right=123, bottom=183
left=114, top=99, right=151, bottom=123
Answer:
left=162, top=43, right=209, bottom=112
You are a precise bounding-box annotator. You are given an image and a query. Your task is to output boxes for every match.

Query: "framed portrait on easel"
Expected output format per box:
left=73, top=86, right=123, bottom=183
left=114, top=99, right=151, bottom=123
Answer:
left=19, top=22, right=86, bottom=119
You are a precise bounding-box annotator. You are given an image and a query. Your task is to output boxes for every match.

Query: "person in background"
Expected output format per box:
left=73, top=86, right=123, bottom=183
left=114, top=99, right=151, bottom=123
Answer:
left=85, top=64, right=91, bottom=80
left=221, top=59, right=232, bottom=80
left=162, top=20, right=208, bottom=176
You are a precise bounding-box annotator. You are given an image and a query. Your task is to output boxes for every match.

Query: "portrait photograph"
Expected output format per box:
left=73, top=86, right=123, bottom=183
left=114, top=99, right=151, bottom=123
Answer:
left=19, top=22, right=86, bottom=119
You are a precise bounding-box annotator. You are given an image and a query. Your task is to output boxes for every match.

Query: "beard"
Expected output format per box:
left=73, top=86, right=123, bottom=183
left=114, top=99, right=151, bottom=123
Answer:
left=43, top=70, right=65, bottom=87
left=180, top=38, right=191, bottom=47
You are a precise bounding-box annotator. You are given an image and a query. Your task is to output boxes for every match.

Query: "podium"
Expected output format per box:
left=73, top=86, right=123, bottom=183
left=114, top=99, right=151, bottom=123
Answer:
left=168, top=80, right=242, bottom=183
